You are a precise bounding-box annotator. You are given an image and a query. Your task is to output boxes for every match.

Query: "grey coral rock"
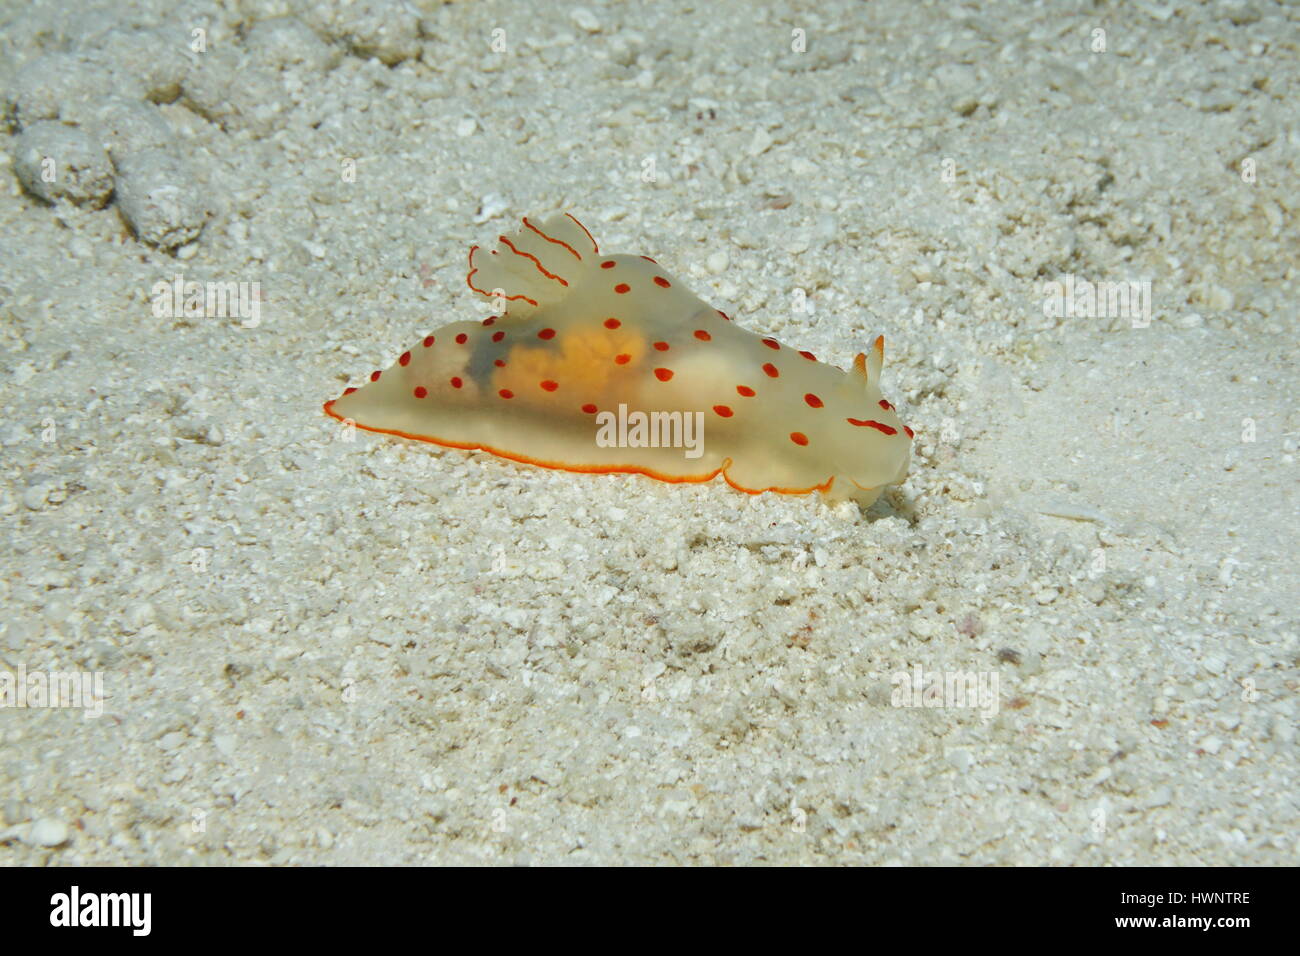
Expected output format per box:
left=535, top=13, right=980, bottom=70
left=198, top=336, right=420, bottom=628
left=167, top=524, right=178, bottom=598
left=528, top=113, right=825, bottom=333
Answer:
left=114, top=149, right=209, bottom=249
left=5, top=52, right=143, bottom=128
left=74, top=97, right=176, bottom=163
left=14, top=121, right=115, bottom=208
left=181, top=48, right=288, bottom=136
left=79, top=27, right=192, bottom=104
left=247, top=17, right=342, bottom=72
left=293, top=0, right=422, bottom=66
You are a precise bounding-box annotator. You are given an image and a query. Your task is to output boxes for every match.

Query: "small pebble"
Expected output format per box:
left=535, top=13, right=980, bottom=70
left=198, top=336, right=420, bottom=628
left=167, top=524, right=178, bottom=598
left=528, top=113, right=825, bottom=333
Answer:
left=1, top=800, right=29, bottom=825
left=570, top=7, right=601, bottom=33
left=909, top=617, right=938, bottom=640
left=1145, top=786, right=1172, bottom=808
left=27, top=817, right=69, bottom=847
left=22, top=480, right=54, bottom=510
left=747, top=128, right=774, bottom=157
left=1205, top=286, right=1234, bottom=311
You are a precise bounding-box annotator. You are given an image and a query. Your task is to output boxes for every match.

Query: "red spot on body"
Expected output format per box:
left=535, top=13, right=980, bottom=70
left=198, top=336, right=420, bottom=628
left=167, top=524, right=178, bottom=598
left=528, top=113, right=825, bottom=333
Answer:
left=804, top=393, right=823, bottom=408
left=494, top=358, right=507, bottom=367
left=615, top=353, right=631, bottom=365
left=450, top=377, right=463, bottom=388
left=641, top=256, right=658, bottom=264
left=879, top=399, right=894, bottom=411
left=538, top=327, right=556, bottom=339
left=582, top=403, right=598, bottom=414
left=492, top=330, right=505, bottom=342
left=762, top=338, right=780, bottom=350
left=762, top=363, right=779, bottom=378
left=413, top=386, right=427, bottom=398
left=370, top=370, right=382, bottom=382
left=614, top=283, right=631, bottom=294
left=694, top=330, right=711, bottom=341
left=423, top=335, right=435, bottom=347
left=717, top=310, right=731, bottom=321
left=904, top=425, right=915, bottom=439
left=482, top=316, right=496, bottom=326
left=799, top=350, right=816, bottom=361
left=653, top=341, right=670, bottom=351
left=736, top=385, right=756, bottom=397
left=847, top=418, right=897, bottom=435
left=399, top=351, right=411, bottom=366
left=540, top=380, right=558, bottom=392
left=654, top=276, right=671, bottom=288
left=654, top=368, right=674, bottom=382
left=601, top=261, right=616, bottom=269
left=604, top=318, right=621, bottom=329
left=499, top=389, right=514, bottom=399
left=343, top=387, right=357, bottom=395
left=713, top=405, right=734, bottom=417
left=790, top=432, right=809, bottom=446
left=455, top=333, right=468, bottom=344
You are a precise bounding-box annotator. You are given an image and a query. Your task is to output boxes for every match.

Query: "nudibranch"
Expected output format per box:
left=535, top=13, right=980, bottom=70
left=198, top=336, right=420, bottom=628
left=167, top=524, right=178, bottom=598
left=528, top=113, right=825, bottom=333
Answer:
left=324, top=214, right=913, bottom=505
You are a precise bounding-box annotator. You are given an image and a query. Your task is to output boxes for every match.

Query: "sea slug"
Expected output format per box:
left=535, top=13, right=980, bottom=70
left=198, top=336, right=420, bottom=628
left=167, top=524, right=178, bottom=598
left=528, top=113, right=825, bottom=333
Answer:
left=325, top=214, right=912, bottom=505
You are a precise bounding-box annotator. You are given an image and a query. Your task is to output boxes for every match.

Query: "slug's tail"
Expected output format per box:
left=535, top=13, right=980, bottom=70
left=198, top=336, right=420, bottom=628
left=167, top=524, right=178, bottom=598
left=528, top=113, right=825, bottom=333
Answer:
left=465, top=213, right=600, bottom=316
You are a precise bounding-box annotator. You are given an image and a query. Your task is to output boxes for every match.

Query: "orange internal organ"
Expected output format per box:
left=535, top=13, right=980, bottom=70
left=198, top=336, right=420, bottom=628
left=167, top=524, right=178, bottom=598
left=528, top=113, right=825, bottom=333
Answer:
left=492, top=322, right=648, bottom=406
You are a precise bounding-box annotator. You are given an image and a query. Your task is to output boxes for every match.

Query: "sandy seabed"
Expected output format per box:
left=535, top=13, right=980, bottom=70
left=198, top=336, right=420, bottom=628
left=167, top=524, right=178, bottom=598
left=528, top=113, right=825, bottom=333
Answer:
left=0, top=0, right=1295, bottom=865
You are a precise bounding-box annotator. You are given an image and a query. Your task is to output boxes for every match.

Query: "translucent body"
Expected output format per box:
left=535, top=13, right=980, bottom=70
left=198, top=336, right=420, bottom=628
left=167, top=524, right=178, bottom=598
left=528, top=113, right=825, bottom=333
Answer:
left=325, top=215, right=912, bottom=505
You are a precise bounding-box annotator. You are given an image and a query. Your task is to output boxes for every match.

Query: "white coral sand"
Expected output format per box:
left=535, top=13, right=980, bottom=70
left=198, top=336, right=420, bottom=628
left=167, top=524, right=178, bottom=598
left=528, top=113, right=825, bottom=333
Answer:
left=0, top=0, right=1294, bottom=865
